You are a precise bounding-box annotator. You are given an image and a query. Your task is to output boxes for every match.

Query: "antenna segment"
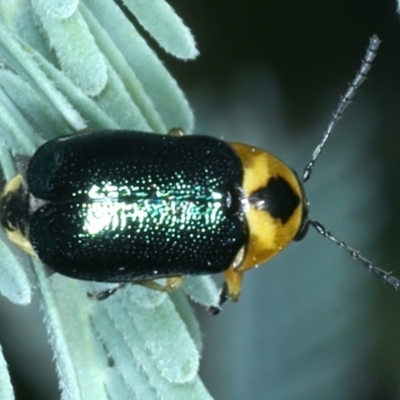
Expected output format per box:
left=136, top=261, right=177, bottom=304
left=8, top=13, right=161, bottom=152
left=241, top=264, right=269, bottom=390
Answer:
left=302, top=35, right=381, bottom=183
left=309, top=220, right=400, bottom=291
left=300, top=36, right=400, bottom=292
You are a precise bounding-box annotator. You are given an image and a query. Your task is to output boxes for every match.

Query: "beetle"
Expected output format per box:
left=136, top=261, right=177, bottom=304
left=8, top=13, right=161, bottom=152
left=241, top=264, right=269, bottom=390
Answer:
left=1, top=35, right=399, bottom=311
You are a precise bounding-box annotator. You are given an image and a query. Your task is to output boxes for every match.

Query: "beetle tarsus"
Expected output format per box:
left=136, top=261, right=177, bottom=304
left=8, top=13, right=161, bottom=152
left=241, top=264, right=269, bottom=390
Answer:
left=206, top=282, right=231, bottom=315
left=87, top=283, right=127, bottom=300
left=207, top=305, right=222, bottom=315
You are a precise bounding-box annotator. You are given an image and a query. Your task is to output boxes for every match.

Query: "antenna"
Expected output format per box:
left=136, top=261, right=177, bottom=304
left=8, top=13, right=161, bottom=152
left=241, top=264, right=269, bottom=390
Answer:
left=301, top=35, right=400, bottom=292
left=308, top=220, right=400, bottom=291
left=302, top=35, right=381, bottom=183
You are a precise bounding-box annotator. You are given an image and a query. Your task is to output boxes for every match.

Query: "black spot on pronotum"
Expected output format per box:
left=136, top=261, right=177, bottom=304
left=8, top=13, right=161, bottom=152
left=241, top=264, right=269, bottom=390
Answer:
left=250, top=176, right=300, bottom=223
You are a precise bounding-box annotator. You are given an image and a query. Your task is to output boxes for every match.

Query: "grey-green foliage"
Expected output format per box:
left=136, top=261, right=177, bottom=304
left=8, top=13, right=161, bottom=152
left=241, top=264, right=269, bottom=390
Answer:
left=0, top=342, right=13, bottom=400
left=0, top=1, right=218, bottom=399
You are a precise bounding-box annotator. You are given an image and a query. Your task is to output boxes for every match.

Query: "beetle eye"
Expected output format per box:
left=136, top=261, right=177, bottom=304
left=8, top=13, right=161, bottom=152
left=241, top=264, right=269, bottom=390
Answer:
left=293, top=220, right=309, bottom=241
left=292, top=198, right=309, bottom=241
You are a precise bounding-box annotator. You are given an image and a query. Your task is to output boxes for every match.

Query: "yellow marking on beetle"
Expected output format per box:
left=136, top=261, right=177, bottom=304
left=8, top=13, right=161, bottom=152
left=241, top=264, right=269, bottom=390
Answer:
left=229, top=142, right=304, bottom=272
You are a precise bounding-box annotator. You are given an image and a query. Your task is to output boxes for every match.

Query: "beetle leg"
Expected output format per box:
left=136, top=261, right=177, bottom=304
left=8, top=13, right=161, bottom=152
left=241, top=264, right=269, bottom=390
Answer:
left=208, top=267, right=244, bottom=315
left=87, top=282, right=128, bottom=300
left=223, top=265, right=244, bottom=301
left=167, top=127, right=185, bottom=137
left=88, top=276, right=185, bottom=300
left=139, top=276, right=184, bottom=292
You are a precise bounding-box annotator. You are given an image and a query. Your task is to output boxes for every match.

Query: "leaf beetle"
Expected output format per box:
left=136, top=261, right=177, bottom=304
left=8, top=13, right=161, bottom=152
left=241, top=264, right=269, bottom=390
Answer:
left=1, top=35, right=399, bottom=312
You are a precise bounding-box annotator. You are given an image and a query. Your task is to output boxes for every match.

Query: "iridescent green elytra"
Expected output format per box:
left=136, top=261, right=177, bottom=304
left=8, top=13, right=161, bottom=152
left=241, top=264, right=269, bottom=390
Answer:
left=4, top=130, right=248, bottom=281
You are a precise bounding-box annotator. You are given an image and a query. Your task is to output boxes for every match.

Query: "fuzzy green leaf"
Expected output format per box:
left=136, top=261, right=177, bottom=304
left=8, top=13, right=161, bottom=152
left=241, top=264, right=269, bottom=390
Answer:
left=0, top=2, right=214, bottom=400
left=0, top=343, right=14, bottom=400
left=123, top=0, right=199, bottom=60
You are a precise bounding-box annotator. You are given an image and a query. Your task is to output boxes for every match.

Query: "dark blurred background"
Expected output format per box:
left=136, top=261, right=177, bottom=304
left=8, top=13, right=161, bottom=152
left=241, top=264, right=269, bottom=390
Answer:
left=167, top=0, right=398, bottom=125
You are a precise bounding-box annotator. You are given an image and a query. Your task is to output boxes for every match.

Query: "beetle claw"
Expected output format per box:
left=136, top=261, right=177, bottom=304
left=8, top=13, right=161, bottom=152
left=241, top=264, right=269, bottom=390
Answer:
left=207, top=305, right=221, bottom=315
left=87, top=283, right=127, bottom=300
